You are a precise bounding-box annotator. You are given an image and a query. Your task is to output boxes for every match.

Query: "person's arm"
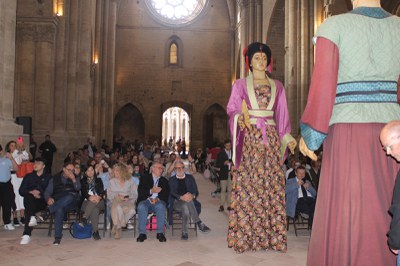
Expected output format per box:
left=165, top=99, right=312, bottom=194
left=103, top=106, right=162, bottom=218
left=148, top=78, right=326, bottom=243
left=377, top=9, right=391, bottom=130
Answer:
left=19, top=175, right=30, bottom=197
left=168, top=177, right=180, bottom=200
left=44, top=178, right=54, bottom=201
left=6, top=153, right=18, bottom=171
left=285, top=178, right=299, bottom=195
left=137, top=175, right=151, bottom=200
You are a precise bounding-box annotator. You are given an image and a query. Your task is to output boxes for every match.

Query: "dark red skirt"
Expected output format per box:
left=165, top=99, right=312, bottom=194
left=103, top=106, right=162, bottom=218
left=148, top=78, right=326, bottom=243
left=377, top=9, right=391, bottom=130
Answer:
left=308, top=123, right=398, bottom=265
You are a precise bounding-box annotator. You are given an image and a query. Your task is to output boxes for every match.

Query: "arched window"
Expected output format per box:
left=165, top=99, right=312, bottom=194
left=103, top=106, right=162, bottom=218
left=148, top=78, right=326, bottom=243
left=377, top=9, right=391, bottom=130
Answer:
left=170, top=43, right=178, bottom=65
left=166, top=36, right=183, bottom=67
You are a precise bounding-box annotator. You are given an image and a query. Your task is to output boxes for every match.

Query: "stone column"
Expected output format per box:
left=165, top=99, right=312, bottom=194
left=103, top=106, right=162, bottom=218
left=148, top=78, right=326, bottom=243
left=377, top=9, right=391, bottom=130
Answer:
left=92, top=0, right=116, bottom=147
left=0, top=0, right=25, bottom=145
left=238, top=0, right=249, bottom=78
left=285, top=0, right=299, bottom=133
left=255, top=0, right=262, bottom=42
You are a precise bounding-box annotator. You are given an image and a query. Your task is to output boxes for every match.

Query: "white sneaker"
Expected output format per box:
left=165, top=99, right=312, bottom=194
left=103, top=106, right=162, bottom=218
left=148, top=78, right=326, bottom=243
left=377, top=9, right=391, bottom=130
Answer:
left=127, top=221, right=134, bottom=230
left=106, top=223, right=110, bottom=230
left=62, top=223, right=69, bottom=229
left=4, top=223, right=15, bottom=230
left=20, top=235, right=31, bottom=245
left=28, top=216, right=38, bottom=227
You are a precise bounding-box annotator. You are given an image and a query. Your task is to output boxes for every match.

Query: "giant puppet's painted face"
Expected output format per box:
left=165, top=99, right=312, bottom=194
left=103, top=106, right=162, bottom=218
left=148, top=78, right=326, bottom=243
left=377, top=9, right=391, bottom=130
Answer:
left=250, top=52, right=268, bottom=72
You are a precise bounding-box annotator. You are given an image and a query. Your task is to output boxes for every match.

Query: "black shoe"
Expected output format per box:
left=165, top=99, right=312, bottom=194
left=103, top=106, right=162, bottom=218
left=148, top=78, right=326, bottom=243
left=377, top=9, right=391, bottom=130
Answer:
left=181, top=232, right=188, bottom=240
left=20, top=217, right=25, bottom=224
left=92, top=231, right=101, bottom=241
left=227, top=207, right=234, bottom=211
left=38, top=209, right=50, bottom=222
left=218, top=205, right=224, bottom=212
left=156, top=233, right=167, bottom=242
left=197, top=222, right=211, bottom=233
left=136, top=234, right=147, bottom=242
left=53, top=238, right=61, bottom=245
left=13, top=218, right=20, bottom=227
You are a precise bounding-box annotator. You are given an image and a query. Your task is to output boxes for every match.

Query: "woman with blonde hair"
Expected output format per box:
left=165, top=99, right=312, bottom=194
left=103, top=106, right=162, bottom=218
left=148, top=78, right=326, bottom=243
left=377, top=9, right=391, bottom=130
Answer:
left=108, top=163, right=137, bottom=239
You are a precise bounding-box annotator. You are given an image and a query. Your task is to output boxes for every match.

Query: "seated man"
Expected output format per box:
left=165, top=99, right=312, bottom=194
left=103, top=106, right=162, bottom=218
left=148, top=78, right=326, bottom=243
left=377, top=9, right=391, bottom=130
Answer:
left=286, top=166, right=316, bottom=228
left=44, top=161, right=81, bottom=245
left=19, top=158, right=51, bottom=244
left=169, top=160, right=210, bottom=240
left=136, top=161, right=169, bottom=242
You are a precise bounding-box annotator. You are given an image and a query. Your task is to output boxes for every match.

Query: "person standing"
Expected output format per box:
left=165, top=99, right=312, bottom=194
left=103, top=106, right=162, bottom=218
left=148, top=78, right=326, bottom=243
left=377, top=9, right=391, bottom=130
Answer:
left=29, top=135, right=37, bottom=162
left=216, top=140, right=233, bottom=212
left=227, top=42, right=296, bottom=253
left=0, top=144, right=18, bottom=230
left=39, top=135, right=57, bottom=174
left=299, top=1, right=400, bottom=265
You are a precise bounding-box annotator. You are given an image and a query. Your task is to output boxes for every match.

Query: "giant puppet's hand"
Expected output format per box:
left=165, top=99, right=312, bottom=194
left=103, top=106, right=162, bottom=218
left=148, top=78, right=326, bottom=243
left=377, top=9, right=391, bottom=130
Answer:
left=241, top=100, right=251, bottom=130
left=299, top=138, right=318, bottom=161
left=287, top=139, right=297, bottom=155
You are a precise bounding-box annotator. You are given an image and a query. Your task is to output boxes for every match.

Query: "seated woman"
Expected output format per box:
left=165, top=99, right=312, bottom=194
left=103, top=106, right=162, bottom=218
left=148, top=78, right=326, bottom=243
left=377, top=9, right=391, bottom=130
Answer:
left=108, top=163, right=138, bottom=239
left=80, top=164, right=105, bottom=240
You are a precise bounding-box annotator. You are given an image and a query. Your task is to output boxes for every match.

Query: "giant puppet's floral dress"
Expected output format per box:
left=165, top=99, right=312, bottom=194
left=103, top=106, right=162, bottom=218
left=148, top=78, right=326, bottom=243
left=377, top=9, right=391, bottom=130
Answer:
left=227, top=82, right=287, bottom=253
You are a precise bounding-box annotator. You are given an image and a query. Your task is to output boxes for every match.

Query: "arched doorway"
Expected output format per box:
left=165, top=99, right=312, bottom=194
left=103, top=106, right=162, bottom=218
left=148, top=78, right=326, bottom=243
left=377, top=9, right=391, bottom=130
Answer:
left=162, top=106, right=190, bottom=153
left=203, top=104, right=229, bottom=149
left=114, top=104, right=145, bottom=143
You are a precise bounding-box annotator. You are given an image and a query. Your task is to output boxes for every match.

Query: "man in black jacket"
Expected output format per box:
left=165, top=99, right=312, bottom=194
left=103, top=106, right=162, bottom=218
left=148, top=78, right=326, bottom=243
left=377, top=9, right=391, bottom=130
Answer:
left=44, top=161, right=81, bottom=245
left=19, top=158, right=51, bottom=244
left=216, top=140, right=233, bottom=212
left=136, top=161, right=169, bottom=242
left=39, top=135, right=57, bottom=174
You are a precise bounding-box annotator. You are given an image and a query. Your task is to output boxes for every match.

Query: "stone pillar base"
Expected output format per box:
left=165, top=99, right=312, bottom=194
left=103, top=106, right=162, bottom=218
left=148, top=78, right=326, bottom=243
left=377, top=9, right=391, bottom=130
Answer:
left=0, top=118, right=28, bottom=147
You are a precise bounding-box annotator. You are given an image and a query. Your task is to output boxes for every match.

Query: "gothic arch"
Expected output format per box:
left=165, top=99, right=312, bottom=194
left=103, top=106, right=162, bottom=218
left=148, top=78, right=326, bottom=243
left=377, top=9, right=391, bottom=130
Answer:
left=165, top=35, right=183, bottom=67
left=161, top=101, right=192, bottom=117
left=113, top=103, right=145, bottom=142
left=203, top=103, right=229, bottom=149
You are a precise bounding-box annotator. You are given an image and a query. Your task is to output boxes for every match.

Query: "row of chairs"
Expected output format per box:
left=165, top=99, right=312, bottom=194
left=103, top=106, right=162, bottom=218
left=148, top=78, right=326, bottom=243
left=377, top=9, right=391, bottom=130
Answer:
left=34, top=207, right=197, bottom=239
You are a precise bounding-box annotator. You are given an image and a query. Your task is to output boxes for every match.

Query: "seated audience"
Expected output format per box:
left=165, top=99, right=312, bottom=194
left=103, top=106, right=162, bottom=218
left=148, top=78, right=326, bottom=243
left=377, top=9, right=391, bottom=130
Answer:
left=108, top=163, right=137, bottom=239
left=44, top=162, right=81, bottom=245
left=19, top=158, right=51, bottom=244
left=286, top=166, right=316, bottom=228
left=80, top=164, right=105, bottom=240
left=169, top=160, right=210, bottom=240
left=136, top=161, right=169, bottom=242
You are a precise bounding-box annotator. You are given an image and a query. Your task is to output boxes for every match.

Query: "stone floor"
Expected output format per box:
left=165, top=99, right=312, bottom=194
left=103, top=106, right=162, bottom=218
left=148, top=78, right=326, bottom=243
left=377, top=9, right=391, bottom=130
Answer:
left=0, top=174, right=310, bottom=266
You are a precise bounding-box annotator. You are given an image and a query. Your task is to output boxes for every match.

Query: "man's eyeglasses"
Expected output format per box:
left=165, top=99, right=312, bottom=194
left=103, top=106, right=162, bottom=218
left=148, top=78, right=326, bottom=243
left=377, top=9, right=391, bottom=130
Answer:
left=65, top=168, right=74, bottom=172
left=175, top=166, right=184, bottom=170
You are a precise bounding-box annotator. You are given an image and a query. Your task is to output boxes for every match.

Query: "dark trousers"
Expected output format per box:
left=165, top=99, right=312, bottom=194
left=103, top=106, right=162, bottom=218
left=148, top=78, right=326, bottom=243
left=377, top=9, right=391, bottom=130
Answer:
left=0, top=180, right=13, bottom=224
left=23, top=194, right=47, bottom=235
left=49, top=194, right=78, bottom=239
left=296, top=197, right=316, bottom=227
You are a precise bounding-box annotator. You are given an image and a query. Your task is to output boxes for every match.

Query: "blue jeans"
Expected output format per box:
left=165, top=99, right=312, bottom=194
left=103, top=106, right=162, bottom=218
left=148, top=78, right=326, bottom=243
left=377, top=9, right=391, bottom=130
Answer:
left=49, top=194, right=78, bottom=239
left=397, top=254, right=400, bottom=266
left=137, top=199, right=166, bottom=234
